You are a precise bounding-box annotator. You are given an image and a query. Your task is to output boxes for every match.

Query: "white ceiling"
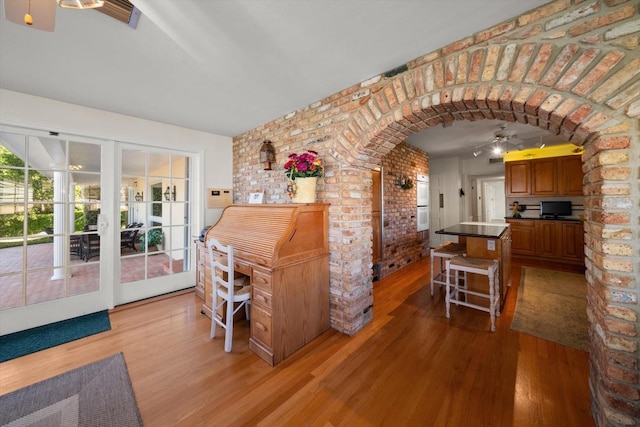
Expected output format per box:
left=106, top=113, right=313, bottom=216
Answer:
left=1, top=0, right=556, bottom=157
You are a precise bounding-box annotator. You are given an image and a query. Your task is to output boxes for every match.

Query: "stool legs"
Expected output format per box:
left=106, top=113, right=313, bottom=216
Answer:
left=445, top=258, right=500, bottom=332
left=445, top=259, right=451, bottom=319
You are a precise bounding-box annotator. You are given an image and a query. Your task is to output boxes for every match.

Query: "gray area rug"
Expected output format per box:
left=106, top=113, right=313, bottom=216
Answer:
left=0, top=352, right=143, bottom=426
left=511, top=267, right=589, bottom=352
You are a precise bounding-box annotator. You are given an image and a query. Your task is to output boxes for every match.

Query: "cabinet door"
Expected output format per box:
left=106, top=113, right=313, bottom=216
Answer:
left=506, top=161, right=531, bottom=196
left=560, top=222, right=584, bottom=261
left=507, top=219, right=536, bottom=255
left=531, top=158, right=558, bottom=195
left=559, top=155, right=584, bottom=196
left=535, top=220, right=559, bottom=257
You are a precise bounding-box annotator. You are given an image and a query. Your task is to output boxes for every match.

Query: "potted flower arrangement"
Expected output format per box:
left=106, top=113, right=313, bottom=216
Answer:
left=284, top=150, right=323, bottom=203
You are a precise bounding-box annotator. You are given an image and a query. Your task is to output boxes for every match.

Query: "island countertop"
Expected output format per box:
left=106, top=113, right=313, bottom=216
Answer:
left=435, top=223, right=509, bottom=239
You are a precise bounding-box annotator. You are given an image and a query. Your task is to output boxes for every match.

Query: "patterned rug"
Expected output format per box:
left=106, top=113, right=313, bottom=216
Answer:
left=511, top=267, right=589, bottom=352
left=0, top=353, right=143, bottom=426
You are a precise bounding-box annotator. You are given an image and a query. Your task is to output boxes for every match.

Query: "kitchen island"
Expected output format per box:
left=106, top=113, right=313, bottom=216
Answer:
left=435, top=222, right=511, bottom=308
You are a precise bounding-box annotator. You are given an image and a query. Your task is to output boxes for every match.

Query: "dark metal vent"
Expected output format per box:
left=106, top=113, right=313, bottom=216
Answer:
left=97, top=0, right=140, bottom=29
left=489, top=157, right=504, bottom=164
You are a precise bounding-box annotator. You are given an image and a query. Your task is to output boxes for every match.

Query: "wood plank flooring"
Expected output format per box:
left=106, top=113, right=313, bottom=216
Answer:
left=0, top=258, right=593, bottom=426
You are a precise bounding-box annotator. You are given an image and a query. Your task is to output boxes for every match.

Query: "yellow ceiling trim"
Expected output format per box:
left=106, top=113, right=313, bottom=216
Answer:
left=503, top=143, right=583, bottom=162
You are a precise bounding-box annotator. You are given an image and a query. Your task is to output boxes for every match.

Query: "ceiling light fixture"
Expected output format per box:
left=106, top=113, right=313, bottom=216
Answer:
left=24, top=0, right=33, bottom=25
left=56, top=0, right=105, bottom=9
left=492, top=144, right=502, bottom=155
left=535, top=136, right=546, bottom=149
left=473, top=148, right=482, bottom=157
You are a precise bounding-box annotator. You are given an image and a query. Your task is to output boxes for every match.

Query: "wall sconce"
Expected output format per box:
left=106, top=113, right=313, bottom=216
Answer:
left=395, top=174, right=413, bottom=190
left=163, top=186, right=176, bottom=201
left=134, top=192, right=143, bottom=202
left=259, top=140, right=275, bottom=170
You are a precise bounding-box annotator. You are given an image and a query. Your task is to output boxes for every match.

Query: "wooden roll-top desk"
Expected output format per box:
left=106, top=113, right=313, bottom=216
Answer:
left=202, top=203, right=330, bottom=366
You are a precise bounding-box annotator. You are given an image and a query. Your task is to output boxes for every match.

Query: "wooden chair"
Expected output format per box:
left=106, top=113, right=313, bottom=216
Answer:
left=206, top=238, right=251, bottom=352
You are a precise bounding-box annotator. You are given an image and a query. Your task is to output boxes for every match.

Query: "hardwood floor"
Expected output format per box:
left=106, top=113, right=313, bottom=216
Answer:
left=0, top=258, right=592, bottom=426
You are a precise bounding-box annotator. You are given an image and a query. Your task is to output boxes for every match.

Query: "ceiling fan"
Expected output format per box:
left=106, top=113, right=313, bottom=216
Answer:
left=472, top=123, right=524, bottom=157
left=3, top=0, right=138, bottom=32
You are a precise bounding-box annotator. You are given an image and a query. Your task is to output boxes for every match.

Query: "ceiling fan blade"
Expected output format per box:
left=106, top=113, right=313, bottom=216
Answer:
left=4, top=0, right=56, bottom=32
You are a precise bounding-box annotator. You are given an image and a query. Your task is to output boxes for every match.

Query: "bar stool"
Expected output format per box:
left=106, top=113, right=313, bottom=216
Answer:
left=430, top=242, right=467, bottom=296
left=445, top=256, right=500, bottom=332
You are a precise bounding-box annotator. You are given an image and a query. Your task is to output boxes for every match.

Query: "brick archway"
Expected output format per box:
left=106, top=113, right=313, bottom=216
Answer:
left=235, top=3, right=639, bottom=424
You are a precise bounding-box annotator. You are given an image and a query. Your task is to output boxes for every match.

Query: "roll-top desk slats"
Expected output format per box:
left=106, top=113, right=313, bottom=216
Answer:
left=203, top=203, right=330, bottom=366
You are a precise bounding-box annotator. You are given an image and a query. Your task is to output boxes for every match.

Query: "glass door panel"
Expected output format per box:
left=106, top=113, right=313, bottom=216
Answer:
left=118, top=147, right=193, bottom=304
left=0, top=128, right=110, bottom=335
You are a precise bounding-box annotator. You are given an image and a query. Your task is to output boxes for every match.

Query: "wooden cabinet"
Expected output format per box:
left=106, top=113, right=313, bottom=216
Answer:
left=505, top=161, right=531, bottom=196
left=560, top=221, right=585, bottom=259
left=506, top=219, right=535, bottom=256
left=507, top=219, right=584, bottom=266
left=559, top=155, right=584, bottom=196
left=506, top=155, right=583, bottom=197
left=535, top=220, right=558, bottom=257
left=531, top=158, right=558, bottom=196
left=463, top=228, right=511, bottom=309
left=204, top=203, right=330, bottom=366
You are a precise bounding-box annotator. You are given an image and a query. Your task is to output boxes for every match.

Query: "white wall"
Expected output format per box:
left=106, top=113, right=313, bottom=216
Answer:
left=0, top=89, right=232, bottom=229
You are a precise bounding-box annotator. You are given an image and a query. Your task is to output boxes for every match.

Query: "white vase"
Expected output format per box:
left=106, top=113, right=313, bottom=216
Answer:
left=292, top=177, right=318, bottom=203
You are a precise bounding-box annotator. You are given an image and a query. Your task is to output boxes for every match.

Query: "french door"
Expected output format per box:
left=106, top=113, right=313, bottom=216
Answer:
left=115, top=146, right=194, bottom=305
left=0, top=127, right=196, bottom=335
left=0, top=127, right=113, bottom=335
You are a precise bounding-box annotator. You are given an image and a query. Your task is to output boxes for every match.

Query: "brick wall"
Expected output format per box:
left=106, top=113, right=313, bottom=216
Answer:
left=233, top=1, right=639, bottom=424
left=379, top=142, right=429, bottom=278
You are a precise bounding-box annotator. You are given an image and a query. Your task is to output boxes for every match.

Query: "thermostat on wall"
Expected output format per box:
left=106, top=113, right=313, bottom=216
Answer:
left=207, top=188, right=233, bottom=208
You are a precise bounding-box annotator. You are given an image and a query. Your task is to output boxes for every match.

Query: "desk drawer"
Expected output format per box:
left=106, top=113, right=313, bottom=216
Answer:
left=252, top=268, right=272, bottom=291
left=251, top=305, right=273, bottom=348
left=252, top=286, right=272, bottom=309
left=233, top=260, right=251, bottom=276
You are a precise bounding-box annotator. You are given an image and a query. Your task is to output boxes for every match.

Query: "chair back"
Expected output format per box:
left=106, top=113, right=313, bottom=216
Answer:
left=207, top=238, right=234, bottom=296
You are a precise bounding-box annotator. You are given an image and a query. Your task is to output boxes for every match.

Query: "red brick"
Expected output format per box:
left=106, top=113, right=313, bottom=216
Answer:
left=546, top=2, right=601, bottom=31
left=487, top=85, right=504, bottom=111
left=569, top=5, right=636, bottom=37
left=512, top=87, right=533, bottom=113
left=433, top=59, right=445, bottom=89
left=476, top=21, right=516, bottom=43
left=592, top=58, right=640, bottom=104
left=539, top=94, right=563, bottom=121
left=540, top=44, right=580, bottom=86
left=482, top=45, right=502, bottom=81
left=524, top=43, right=554, bottom=84
left=565, top=104, right=593, bottom=131
left=468, top=49, right=484, bottom=83
left=556, top=48, right=600, bottom=91
left=456, top=52, right=469, bottom=84
left=550, top=98, right=579, bottom=126
left=441, top=36, right=474, bottom=56
left=445, top=56, right=456, bottom=87
left=524, top=89, right=550, bottom=115
left=573, top=51, right=625, bottom=96
left=509, top=43, right=536, bottom=82
left=412, top=68, right=425, bottom=97
left=497, top=44, right=517, bottom=81
left=518, top=1, right=572, bottom=26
